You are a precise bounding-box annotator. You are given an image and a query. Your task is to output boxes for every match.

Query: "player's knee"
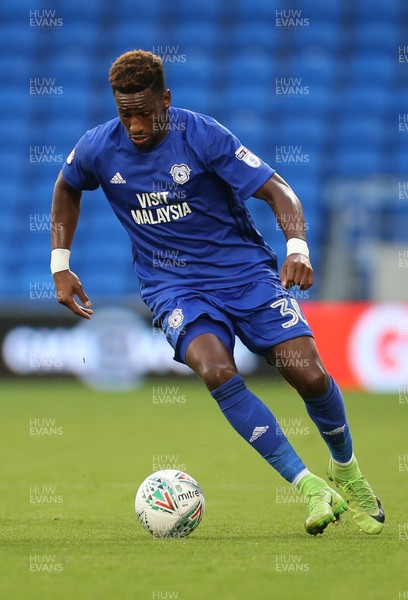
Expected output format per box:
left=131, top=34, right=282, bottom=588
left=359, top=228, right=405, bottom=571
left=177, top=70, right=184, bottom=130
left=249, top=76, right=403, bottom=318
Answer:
left=198, top=362, right=238, bottom=392
left=297, top=367, right=329, bottom=400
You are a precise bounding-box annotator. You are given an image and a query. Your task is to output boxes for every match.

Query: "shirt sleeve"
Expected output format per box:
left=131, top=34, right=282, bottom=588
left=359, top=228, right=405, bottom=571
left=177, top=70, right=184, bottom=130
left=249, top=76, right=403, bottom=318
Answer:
left=202, top=117, right=275, bottom=200
left=61, top=131, right=100, bottom=191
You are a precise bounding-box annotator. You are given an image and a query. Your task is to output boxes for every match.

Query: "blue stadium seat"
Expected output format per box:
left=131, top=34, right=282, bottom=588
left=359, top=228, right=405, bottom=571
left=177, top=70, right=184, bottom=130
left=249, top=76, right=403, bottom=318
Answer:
left=0, top=117, right=29, bottom=150
left=356, top=22, right=399, bottom=51
left=295, top=21, right=340, bottom=51
left=52, top=23, right=100, bottom=51
left=357, top=0, right=401, bottom=19
left=350, top=55, right=397, bottom=84
left=176, top=23, right=220, bottom=53
left=307, top=85, right=333, bottom=114
left=222, top=112, right=265, bottom=153
left=292, top=53, right=337, bottom=86
left=237, top=0, right=282, bottom=19
left=299, top=0, right=342, bottom=19
left=47, top=53, right=93, bottom=85
left=277, top=116, right=326, bottom=146
left=394, top=145, right=408, bottom=174
left=269, top=91, right=313, bottom=118
left=0, top=55, right=32, bottom=84
left=1, top=86, right=32, bottom=114
left=58, top=0, right=104, bottom=20
left=338, top=116, right=385, bottom=146
left=171, top=83, right=214, bottom=114
left=275, top=151, right=322, bottom=181
left=168, top=50, right=215, bottom=86
left=229, top=51, right=275, bottom=86
left=44, top=100, right=90, bottom=128
left=80, top=269, right=134, bottom=296
left=338, top=86, right=391, bottom=115
left=335, top=147, right=382, bottom=175
left=114, top=22, right=160, bottom=54
left=390, top=86, right=408, bottom=115
left=221, top=85, right=271, bottom=115
left=175, top=0, right=221, bottom=21
left=232, top=22, right=278, bottom=53
left=0, top=23, right=37, bottom=52
left=1, top=1, right=33, bottom=16
left=119, top=0, right=163, bottom=20
left=290, top=179, right=321, bottom=208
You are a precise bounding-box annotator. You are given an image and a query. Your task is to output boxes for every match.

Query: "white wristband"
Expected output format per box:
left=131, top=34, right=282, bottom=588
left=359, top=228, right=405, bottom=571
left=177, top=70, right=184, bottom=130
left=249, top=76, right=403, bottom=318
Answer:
left=50, top=248, right=71, bottom=274
left=286, top=238, right=309, bottom=258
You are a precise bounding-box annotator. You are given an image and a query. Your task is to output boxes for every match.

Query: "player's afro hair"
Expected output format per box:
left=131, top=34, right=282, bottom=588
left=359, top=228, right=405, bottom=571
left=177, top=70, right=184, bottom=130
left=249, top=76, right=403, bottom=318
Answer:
left=109, top=50, right=166, bottom=95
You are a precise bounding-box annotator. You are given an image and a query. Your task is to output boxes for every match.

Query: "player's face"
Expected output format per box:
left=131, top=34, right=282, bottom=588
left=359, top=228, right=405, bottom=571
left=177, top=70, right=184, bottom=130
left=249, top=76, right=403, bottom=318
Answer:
left=114, top=88, right=171, bottom=150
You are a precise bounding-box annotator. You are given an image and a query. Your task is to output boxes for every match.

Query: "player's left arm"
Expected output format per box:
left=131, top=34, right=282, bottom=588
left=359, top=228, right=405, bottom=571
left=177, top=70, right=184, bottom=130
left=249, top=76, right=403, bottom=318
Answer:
left=253, top=172, right=313, bottom=290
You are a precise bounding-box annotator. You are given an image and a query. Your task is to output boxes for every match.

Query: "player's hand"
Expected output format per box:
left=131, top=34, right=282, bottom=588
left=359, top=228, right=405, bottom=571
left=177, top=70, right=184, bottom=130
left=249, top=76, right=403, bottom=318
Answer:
left=53, top=270, right=93, bottom=319
left=280, top=253, right=314, bottom=290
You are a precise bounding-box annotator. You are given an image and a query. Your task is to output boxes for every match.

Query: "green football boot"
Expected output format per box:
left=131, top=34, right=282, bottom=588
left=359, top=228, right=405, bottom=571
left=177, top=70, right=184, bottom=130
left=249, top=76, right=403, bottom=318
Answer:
left=327, top=456, right=384, bottom=535
left=298, top=474, right=348, bottom=536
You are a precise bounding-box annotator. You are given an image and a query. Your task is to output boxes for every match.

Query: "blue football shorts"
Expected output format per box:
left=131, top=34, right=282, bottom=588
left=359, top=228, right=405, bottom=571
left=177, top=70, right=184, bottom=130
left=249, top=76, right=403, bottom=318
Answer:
left=150, top=273, right=313, bottom=364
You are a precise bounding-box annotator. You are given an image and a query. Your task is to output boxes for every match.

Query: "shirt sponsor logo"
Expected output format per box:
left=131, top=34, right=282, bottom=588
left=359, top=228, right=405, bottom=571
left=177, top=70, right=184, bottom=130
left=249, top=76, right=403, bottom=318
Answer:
left=131, top=192, right=192, bottom=225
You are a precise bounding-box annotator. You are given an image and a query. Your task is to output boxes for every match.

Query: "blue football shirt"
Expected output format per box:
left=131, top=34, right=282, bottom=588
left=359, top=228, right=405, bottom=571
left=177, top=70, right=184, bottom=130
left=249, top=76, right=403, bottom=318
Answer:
left=62, top=107, right=277, bottom=305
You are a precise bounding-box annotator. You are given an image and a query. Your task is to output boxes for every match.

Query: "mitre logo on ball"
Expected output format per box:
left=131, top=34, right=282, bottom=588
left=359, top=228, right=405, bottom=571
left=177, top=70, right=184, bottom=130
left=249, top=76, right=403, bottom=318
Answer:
left=170, top=163, right=191, bottom=184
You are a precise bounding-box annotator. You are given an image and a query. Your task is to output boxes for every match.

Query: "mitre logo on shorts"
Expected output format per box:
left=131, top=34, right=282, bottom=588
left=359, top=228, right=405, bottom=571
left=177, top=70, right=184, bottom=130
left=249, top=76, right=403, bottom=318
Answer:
left=170, top=164, right=191, bottom=185
left=66, top=148, right=75, bottom=164
left=168, top=308, right=184, bottom=329
left=235, top=145, right=261, bottom=168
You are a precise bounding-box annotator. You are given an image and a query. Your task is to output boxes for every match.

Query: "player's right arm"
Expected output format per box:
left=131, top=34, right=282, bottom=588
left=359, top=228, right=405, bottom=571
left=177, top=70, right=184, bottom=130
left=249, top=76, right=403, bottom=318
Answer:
left=51, top=171, right=93, bottom=319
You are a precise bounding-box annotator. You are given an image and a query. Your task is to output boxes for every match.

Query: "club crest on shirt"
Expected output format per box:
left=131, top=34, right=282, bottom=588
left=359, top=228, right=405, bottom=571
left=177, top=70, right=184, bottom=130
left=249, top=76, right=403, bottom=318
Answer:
left=235, top=145, right=261, bottom=168
left=170, top=163, right=191, bottom=185
left=168, top=308, right=184, bottom=329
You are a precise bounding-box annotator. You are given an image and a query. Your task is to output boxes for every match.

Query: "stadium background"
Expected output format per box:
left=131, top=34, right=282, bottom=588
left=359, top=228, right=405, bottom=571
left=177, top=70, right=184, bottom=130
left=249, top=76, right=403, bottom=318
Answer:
left=1, top=3, right=408, bottom=599
left=0, top=0, right=407, bottom=391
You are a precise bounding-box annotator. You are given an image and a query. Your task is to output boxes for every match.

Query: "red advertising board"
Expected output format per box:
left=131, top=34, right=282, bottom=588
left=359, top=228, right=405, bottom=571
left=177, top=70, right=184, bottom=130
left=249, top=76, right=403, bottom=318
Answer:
left=302, top=302, right=408, bottom=392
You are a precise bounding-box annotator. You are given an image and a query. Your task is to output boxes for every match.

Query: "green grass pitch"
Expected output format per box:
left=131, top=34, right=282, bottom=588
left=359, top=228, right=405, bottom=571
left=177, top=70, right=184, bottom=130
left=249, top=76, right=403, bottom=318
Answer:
left=0, top=377, right=406, bottom=600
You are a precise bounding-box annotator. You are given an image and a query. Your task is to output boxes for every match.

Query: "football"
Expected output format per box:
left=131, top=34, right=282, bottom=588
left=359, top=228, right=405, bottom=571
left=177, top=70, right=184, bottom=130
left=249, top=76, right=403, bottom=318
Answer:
left=135, top=470, right=205, bottom=538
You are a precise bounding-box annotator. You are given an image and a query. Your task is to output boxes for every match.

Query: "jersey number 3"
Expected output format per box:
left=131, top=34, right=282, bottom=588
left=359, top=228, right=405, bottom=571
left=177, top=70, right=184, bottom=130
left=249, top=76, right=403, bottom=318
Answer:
left=270, top=298, right=308, bottom=329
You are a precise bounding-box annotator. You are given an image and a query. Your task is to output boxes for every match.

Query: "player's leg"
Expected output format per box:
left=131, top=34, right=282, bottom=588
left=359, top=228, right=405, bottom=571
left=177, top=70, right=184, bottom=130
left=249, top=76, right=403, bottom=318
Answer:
left=224, top=276, right=384, bottom=535
left=184, top=328, right=347, bottom=535
left=266, top=336, right=352, bottom=462
left=266, top=335, right=385, bottom=534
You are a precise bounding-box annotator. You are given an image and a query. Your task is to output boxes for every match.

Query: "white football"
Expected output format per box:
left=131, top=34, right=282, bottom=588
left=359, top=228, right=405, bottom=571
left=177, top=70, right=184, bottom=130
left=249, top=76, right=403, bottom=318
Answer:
left=135, top=470, right=205, bottom=538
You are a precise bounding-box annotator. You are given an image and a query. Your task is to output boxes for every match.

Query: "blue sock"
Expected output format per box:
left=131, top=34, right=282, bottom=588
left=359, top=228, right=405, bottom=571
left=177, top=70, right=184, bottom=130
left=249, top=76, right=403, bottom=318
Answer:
left=303, top=376, right=353, bottom=463
left=211, top=375, right=307, bottom=483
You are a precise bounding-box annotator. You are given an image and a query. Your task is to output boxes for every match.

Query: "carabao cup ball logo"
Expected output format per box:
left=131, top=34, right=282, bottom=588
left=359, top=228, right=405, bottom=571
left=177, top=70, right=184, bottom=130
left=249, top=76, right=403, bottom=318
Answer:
left=170, top=163, right=191, bottom=185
